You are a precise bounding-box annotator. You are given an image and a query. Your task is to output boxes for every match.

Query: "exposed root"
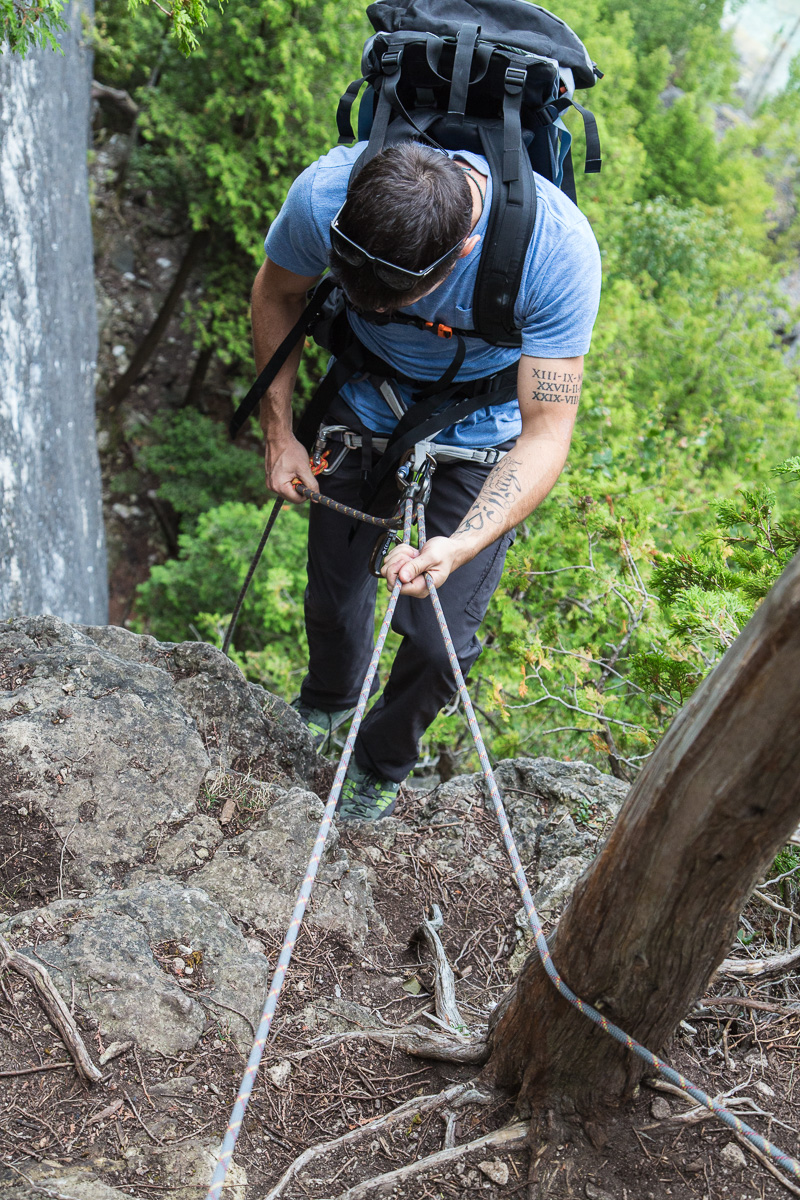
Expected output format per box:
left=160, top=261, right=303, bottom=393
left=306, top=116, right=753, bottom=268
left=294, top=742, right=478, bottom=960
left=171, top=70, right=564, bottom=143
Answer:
left=263, top=1081, right=492, bottom=1200
left=410, top=904, right=467, bottom=1034
left=329, top=1119, right=529, bottom=1199
left=0, top=934, right=102, bottom=1085
left=287, top=1024, right=488, bottom=1064
left=734, top=1133, right=800, bottom=1199
left=716, top=941, right=800, bottom=978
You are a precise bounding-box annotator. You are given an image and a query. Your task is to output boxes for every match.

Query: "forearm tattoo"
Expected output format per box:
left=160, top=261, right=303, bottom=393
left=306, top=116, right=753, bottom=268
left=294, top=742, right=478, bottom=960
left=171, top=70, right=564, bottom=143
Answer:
left=527, top=363, right=583, bottom=405
left=453, top=455, right=523, bottom=540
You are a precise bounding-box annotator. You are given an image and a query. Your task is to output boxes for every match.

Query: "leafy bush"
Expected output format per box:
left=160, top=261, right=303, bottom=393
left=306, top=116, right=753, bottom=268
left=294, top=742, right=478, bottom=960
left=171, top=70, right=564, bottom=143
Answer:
left=134, top=500, right=309, bottom=695
left=132, top=410, right=265, bottom=528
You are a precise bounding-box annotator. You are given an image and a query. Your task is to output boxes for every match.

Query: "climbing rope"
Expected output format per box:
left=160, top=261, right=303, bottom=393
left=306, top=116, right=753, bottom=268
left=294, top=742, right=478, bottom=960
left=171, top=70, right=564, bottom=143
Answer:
left=415, top=502, right=800, bottom=1183
left=205, top=499, right=413, bottom=1200
left=208, top=477, right=800, bottom=1200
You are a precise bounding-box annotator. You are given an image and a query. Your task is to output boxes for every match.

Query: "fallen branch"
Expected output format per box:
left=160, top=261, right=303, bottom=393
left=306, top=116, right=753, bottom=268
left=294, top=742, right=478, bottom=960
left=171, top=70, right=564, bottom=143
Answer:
left=91, top=79, right=139, bottom=118
left=263, top=1082, right=491, bottom=1200
left=699, top=993, right=800, bottom=1015
left=753, top=890, right=800, bottom=923
left=0, top=1061, right=74, bottom=1078
left=410, top=904, right=467, bottom=1034
left=735, top=1131, right=800, bottom=1199
left=648, top=1079, right=797, bottom=1137
left=0, top=934, right=102, bottom=1085
left=290, top=1023, right=488, bottom=1065
left=717, top=942, right=800, bottom=978
left=330, top=1120, right=529, bottom=1199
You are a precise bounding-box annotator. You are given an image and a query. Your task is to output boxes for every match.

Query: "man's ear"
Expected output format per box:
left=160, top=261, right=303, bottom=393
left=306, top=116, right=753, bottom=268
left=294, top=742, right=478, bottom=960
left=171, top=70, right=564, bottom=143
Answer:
left=458, top=234, right=481, bottom=258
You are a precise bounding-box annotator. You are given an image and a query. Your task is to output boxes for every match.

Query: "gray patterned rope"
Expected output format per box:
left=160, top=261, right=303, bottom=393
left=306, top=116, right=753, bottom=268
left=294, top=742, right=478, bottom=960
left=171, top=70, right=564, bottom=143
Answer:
left=415, top=502, right=800, bottom=1182
left=205, top=498, right=414, bottom=1200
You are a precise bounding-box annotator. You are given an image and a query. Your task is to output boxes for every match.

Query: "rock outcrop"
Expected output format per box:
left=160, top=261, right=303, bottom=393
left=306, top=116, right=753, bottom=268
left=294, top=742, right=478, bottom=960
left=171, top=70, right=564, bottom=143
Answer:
left=0, top=615, right=630, bottom=1198
left=0, top=5, right=107, bottom=624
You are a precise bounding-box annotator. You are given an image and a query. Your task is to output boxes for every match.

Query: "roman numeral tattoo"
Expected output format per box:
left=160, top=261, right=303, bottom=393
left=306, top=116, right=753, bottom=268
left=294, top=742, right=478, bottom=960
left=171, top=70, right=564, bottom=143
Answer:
left=452, top=455, right=524, bottom=540
left=526, top=363, right=583, bottom=405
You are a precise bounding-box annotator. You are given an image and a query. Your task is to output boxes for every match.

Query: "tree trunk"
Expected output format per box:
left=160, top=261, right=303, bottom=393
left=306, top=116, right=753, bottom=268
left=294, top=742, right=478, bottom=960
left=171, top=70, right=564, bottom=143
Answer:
left=485, top=548, right=800, bottom=1114
left=104, top=229, right=209, bottom=408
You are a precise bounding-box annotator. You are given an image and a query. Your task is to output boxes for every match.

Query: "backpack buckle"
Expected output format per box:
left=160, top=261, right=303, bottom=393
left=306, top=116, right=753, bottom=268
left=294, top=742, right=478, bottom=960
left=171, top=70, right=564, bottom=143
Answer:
left=504, top=65, right=527, bottom=95
left=424, top=321, right=453, bottom=339
left=381, top=48, right=402, bottom=74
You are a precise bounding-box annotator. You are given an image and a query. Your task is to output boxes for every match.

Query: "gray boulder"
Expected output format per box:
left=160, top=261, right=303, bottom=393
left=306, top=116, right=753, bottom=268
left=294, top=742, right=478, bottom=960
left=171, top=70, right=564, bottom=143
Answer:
left=0, top=617, right=208, bottom=889
left=194, top=788, right=379, bottom=947
left=5, top=875, right=270, bottom=1051
left=80, top=624, right=321, bottom=786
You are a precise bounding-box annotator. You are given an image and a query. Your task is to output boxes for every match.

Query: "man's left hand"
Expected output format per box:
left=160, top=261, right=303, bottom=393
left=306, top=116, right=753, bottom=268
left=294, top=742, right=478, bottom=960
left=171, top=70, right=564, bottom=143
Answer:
left=381, top=536, right=460, bottom=598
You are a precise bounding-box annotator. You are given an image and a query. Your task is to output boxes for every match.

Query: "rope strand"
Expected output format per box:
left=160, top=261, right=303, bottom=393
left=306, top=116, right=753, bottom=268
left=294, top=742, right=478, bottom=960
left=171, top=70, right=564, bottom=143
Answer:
left=415, top=502, right=800, bottom=1183
left=205, top=499, right=413, bottom=1200
left=210, top=484, right=800, bottom=1197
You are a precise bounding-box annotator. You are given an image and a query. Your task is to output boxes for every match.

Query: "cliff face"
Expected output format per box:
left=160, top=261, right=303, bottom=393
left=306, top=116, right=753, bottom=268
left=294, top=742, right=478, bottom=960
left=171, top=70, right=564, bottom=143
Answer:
left=0, top=4, right=107, bottom=623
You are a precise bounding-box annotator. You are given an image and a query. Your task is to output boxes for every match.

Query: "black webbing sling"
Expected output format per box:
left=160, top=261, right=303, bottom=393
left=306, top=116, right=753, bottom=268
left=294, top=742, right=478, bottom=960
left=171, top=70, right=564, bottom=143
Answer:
left=229, top=277, right=337, bottom=441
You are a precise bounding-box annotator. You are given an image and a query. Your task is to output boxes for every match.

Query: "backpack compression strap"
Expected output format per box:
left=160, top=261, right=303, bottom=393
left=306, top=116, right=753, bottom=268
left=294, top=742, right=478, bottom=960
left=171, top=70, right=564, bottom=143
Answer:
left=229, top=276, right=337, bottom=440
left=554, top=96, right=602, bottom=174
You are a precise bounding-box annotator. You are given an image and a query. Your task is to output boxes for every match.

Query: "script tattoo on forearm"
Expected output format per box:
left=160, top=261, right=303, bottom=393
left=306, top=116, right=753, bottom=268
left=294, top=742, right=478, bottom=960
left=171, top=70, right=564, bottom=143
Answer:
left=453, top=455, right=523, bottom=540
left=527, top=364, right=583, bottom=405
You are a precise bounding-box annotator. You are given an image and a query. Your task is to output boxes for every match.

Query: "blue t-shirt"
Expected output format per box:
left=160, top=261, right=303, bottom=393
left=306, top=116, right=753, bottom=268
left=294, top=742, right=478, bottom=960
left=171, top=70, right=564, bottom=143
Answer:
left=265, top=143, right=601, bottom=448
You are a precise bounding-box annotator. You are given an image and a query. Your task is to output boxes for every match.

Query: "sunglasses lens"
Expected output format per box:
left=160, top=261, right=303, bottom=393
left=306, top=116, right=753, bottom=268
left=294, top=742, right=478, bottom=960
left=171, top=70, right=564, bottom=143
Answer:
left=330, top=228, right=366, bottom=267
left=374, top=263, right=418, bottom=291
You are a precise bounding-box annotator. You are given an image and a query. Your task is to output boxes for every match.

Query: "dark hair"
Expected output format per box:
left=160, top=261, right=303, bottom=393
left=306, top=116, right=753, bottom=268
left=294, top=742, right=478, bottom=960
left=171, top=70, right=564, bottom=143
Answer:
left=330, top=143, right=473, bottom=312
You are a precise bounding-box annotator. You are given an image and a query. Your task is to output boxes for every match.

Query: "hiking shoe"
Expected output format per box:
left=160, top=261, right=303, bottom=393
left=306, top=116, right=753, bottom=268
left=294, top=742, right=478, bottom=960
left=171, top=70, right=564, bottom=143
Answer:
left=338, top=760, right=399, bottom=821
left=291, top=699, right=354, bottom=753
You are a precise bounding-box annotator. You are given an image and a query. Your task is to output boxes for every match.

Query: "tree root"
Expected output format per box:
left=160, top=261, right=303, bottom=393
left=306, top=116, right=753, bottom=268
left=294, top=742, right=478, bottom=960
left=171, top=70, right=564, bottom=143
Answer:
left=0, top=933, right=102, bottom=1085
left=330, top=1119, right=529, bottom=1200
left=287, top=1023, right=488, bottom=1065
left=410, top=904, right=467, bottom=1034
left=263, top=1081, right=493, bottom=1200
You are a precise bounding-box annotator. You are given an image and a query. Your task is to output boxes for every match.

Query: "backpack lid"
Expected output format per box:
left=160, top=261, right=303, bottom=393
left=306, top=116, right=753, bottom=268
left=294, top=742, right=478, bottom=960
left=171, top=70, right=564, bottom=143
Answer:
left=366, top=0, right=598, bottom=89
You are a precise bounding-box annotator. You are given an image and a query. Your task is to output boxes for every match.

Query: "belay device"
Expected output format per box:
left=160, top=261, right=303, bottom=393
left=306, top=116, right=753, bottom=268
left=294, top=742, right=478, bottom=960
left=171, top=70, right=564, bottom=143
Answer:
left=228, top=0, right=602, bottom=445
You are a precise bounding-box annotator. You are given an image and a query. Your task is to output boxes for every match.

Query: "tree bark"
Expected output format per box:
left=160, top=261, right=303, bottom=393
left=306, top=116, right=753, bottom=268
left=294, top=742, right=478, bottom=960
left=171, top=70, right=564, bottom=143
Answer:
left=485, top=548, right=800, bottom=1114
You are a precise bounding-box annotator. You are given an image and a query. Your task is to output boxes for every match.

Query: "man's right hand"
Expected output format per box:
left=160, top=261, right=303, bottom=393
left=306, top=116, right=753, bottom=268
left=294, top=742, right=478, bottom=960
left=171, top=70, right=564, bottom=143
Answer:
left=264, top=435, right=320, bottom=504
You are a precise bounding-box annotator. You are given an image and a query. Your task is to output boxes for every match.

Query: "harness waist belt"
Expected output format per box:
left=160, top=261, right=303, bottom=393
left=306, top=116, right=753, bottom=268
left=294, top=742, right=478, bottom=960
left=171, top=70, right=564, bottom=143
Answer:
left=315, top=423, right=508, bottom=473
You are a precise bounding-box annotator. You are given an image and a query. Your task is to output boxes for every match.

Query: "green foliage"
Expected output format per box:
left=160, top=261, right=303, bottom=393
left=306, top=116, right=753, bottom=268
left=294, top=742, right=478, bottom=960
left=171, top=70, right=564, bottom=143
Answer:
left=607, top=0, right=728, bottom=55
left=132, top=410, right=264, bottom=527
left=1, top=0, right=67, bottom=55
left=134, top=501, right=309, bottom=695
left=94, top=0, right=370, bottom=376
left=114, top=0, right=800, bottom=780
left=126, top=0, right=227, bottom=57
left=638, top=97, right=724, bottom=206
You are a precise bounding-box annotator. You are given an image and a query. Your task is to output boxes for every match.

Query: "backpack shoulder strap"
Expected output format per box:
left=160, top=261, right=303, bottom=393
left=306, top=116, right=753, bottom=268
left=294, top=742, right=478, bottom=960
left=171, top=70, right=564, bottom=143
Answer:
left=472, top=120, right=536, bottom=349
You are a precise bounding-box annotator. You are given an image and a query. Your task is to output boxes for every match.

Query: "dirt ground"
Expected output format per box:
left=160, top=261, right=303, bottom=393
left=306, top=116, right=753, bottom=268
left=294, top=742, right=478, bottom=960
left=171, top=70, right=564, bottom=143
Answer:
left=1, top=766, right=799, bottom=1200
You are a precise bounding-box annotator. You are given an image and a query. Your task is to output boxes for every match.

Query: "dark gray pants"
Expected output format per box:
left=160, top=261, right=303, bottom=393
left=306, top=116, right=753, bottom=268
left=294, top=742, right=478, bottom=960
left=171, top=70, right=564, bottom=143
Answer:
left=300, top=398, right=514, bottom=782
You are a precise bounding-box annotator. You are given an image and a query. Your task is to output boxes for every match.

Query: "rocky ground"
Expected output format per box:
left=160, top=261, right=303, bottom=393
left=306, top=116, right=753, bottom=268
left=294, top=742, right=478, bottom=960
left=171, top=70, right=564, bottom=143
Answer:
left=1, top=616, right=799, bottom=1200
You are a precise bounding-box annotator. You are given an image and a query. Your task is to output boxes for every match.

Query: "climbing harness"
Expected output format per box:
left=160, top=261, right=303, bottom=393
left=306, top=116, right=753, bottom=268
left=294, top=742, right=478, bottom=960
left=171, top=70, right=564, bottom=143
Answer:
left=208, top=458, right=800, bottom=1200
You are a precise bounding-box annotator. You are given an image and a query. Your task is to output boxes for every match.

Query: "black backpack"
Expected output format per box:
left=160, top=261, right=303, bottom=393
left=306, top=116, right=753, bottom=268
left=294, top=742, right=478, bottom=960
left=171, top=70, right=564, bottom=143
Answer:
left=338, top=0, right=602, bottom=347
left=230, top=0, right=601, bottom=456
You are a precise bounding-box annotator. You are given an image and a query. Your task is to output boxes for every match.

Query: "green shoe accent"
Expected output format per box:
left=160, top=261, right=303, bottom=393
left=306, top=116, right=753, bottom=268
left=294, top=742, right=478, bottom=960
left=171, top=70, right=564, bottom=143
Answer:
left=291, top=699, right=354, bottom=753
left=338, top=761, right=399, bottom=821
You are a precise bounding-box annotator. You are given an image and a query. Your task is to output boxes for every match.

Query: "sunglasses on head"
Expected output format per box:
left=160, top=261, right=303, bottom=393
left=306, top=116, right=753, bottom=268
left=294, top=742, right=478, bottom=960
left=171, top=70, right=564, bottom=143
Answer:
left=329, top=202, right=464, bottom=293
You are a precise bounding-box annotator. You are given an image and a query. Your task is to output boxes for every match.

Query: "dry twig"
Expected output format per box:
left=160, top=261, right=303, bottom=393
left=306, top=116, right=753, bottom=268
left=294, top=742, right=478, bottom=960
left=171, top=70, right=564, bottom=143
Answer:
left=717, top=943, right=800, bottom=978
left=330, top=1120, right=529, bottom=1199
left=0, top=934, right=101, bottom=1085
left=263, top=1082, right=490, bottom=1200
left=411, top=905, right=468, bottom=1034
